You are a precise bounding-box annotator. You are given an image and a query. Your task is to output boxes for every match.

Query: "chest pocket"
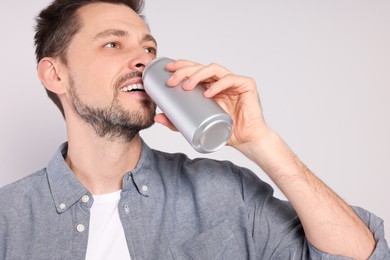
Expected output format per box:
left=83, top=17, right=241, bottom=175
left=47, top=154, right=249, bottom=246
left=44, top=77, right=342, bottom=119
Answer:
left=169, top=220, right=245, bottom=260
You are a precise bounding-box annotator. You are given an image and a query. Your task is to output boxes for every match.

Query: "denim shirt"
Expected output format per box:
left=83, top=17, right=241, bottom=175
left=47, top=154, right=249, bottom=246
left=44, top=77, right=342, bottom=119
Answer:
left=0, top=141, right=389, bottom=259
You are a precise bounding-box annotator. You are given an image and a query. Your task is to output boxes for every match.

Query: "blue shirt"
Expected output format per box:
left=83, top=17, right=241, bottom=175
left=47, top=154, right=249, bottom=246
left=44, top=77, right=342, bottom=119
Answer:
left=0, top=141, right=389, bottom=259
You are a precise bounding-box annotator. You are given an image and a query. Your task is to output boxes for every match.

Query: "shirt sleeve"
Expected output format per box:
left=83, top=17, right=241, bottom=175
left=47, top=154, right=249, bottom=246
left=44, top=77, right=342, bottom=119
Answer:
left=237, top=166, right=390, bottom=259
left=308, top=207, right=390, bottom=259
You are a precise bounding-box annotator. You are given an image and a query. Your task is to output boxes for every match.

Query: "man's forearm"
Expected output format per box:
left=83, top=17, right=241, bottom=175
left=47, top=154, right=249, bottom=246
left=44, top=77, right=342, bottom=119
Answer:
left=238, top=129, right=375, bottom=259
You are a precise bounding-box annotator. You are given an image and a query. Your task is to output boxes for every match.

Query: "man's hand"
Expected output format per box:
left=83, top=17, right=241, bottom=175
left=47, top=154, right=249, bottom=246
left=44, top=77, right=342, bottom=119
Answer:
left=155, top=59, right=269, bottom=152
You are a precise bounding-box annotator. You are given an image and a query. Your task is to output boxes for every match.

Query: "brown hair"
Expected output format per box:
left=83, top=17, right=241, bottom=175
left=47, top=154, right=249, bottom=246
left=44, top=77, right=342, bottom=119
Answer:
left=34, top=0, right=145, bottom=117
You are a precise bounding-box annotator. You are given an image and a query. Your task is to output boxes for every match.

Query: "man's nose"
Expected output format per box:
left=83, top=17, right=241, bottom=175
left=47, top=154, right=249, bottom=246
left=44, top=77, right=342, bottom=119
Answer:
left=128, top=49, right=155, bottom=71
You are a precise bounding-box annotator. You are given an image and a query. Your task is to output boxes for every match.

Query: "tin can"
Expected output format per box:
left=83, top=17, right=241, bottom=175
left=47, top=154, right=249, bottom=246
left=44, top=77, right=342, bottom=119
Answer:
left=142, top=57, right=233, bottom=153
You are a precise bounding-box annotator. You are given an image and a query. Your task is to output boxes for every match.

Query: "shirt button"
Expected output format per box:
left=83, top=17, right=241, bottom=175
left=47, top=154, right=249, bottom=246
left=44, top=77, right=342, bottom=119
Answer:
left=82, top=195, right=90, bottom=203
left=77, top=224, right=85, bottom=233
left=59, top=203, right=66, bottom=210
left=141, top=185, right=148, bottom=193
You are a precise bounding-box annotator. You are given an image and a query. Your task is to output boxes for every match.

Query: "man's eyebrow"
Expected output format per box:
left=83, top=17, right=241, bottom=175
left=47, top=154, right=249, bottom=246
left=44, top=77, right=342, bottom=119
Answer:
left=94, top=29, right=129, bottom=40
left=94, top=29, right=157, bottom=46
left=143, top=34, right=158, bottom=47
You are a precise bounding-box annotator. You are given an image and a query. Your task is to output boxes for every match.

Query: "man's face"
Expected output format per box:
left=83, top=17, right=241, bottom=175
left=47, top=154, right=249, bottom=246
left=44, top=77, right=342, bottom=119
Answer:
left=63, top=3, right=157, bottom=141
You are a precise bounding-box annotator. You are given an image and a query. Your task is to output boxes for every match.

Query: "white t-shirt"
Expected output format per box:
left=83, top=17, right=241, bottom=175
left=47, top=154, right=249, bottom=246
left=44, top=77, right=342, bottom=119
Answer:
left=85, top=190, right=131, bottom=260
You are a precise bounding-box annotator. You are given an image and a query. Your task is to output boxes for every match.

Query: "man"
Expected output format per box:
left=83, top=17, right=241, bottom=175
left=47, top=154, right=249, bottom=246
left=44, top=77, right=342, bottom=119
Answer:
left=0, top=0, right=388, bottom=259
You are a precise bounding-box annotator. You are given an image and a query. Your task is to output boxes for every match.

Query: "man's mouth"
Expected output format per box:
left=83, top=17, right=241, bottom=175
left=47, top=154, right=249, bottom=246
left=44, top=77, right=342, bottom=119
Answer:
left=120, top=83, right=145, bottom=92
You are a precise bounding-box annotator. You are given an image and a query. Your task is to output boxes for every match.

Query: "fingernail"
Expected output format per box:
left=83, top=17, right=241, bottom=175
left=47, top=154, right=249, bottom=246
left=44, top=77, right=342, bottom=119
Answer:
left=165, top=62, right=174, bottom=70
left=166, top=74, right=176, bottom=86
left=204, top=89, right=212, bottom=97
left=182, top=79, right=191, bottom=89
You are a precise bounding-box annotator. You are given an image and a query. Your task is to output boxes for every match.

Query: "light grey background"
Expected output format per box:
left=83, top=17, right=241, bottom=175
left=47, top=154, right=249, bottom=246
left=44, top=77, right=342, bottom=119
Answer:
left=1, top=0, right=389, bottom=242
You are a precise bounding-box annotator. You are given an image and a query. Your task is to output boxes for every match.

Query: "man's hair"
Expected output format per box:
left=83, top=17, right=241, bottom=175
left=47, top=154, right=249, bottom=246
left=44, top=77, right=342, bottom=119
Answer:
left=34, top=0, right=145, bottom=117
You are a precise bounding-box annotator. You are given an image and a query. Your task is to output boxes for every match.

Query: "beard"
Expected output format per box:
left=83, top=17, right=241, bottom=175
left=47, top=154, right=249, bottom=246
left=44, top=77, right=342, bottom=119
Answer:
left=69, top=73, right=156, bottom=142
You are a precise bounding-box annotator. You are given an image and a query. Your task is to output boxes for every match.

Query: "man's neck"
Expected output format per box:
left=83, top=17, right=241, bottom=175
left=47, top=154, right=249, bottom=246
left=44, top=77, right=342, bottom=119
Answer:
left=65, top=128, right=143, bottom=195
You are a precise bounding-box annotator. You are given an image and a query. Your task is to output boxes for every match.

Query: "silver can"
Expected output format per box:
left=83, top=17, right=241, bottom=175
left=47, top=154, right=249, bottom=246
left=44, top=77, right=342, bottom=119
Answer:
left=142, top=57, right=233, bottom=153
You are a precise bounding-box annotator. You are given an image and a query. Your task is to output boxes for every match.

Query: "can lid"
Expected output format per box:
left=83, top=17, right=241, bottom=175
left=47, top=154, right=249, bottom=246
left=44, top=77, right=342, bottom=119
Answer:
left=192, top=117, right=232, bottom=153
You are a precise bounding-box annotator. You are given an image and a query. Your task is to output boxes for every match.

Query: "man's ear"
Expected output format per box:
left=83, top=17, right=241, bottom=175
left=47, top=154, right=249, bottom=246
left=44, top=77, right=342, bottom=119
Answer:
left=37, top=57, right=66, bottom=94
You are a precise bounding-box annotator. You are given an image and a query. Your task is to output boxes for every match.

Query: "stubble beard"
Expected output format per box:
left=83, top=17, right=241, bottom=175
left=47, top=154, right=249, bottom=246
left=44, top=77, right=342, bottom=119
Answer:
left=69, top=76, right=156, bottom=143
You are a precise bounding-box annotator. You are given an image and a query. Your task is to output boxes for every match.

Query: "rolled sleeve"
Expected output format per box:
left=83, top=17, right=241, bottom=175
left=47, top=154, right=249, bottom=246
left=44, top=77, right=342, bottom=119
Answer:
left=308, top=207, right=390, bottom=259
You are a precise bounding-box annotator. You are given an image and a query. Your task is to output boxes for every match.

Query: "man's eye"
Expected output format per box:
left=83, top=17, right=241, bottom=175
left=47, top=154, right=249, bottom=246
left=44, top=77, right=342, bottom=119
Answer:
left=144, top=47, right=157, bottom=55
left=104, top=42, right=119, bottom=48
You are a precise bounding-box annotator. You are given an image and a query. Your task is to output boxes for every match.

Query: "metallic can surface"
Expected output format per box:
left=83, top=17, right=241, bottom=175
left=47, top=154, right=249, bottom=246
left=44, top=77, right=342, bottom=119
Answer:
left=142, top=57, right=233, bottom=153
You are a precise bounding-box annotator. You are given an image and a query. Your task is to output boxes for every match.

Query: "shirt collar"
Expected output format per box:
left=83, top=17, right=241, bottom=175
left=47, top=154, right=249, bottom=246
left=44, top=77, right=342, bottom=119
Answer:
left=46, top=140, right=155, bottom=213
left=46, top=142, right=89, bottom=214
left=122, top=139, right=154, bottom=197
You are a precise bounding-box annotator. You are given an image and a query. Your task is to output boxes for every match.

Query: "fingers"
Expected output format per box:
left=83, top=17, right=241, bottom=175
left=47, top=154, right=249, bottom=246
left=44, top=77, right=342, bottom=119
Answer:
left=164, top=59, right=258, bottom=108
left=158, top=59, right=265, bottom=149
left=165, top=60, right=199, bottom=86
left=203, top=74, right=256, bottom=98
left=166, top=60, right=232, bottom=91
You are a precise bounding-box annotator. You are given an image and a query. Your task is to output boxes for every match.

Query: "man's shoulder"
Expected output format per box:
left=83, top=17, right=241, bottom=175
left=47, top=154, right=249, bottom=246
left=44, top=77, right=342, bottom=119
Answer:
left=0, top=168, right=48, bottom=206
left=150, top=148, right=261, bottom=186
left=151, top=148, right=239, bottom=172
